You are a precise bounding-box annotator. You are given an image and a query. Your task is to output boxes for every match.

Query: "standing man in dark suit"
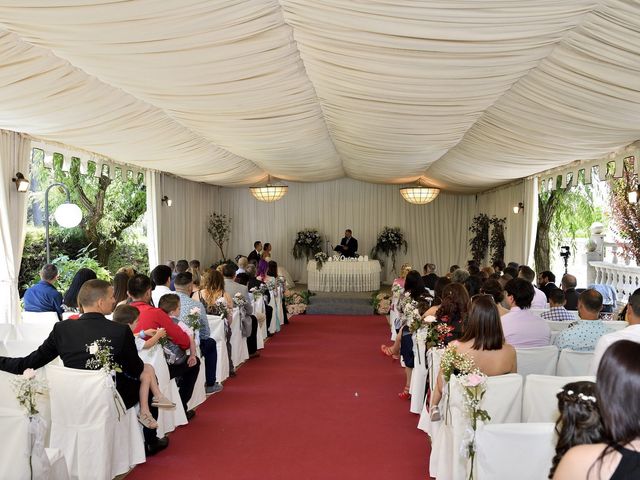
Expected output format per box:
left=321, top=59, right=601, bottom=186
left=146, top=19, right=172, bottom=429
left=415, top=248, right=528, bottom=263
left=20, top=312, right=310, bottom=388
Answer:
left=0, top=279, right=168, bottom=455
left=538, top=270, right=557, bottom=300
left=422, top=263, right=438, bottom=290
left=248, top=241, right=262, bottom=264
left=334, top=229, right=358, bottom=257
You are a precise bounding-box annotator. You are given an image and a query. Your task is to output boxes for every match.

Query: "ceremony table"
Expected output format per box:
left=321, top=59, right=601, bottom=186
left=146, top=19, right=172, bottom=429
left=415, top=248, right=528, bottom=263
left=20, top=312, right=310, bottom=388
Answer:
left=307, top=259, right=381, bottom=292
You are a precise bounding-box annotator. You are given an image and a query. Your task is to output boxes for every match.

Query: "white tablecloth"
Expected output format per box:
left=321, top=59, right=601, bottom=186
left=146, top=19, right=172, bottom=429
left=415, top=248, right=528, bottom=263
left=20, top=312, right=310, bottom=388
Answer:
left=307, top=260, right=381, bottom=292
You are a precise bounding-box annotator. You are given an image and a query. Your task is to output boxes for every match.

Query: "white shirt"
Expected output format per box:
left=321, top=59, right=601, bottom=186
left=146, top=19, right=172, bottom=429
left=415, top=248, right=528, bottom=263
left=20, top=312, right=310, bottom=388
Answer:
left=589, top=324, right=640, bottom=375
left=531, top=286, right=548, bottom=309
left=151, top=285, right=173, bottom=307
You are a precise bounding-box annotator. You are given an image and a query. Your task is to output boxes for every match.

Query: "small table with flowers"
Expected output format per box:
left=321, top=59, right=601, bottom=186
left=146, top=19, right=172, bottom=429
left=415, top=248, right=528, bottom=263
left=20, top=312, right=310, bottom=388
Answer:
left=307, top=257, right=381, bottom=292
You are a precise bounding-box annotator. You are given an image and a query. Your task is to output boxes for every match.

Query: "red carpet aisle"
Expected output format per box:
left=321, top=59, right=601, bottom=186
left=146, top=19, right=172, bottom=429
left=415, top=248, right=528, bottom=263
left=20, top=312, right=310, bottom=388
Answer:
left=127, top=315, right=429, bottom=480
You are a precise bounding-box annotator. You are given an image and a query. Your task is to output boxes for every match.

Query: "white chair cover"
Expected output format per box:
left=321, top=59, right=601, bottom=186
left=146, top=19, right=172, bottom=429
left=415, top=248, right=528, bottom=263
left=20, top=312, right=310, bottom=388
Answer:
left=187, top=346, right=207, bottom=411
left=3, top=340, right=45, bottom=357
left=207, top=315, right=229, bottom=382
left=21, top=311, right=59, bottom=325
left=45, top=365, right=145, bottom=479
left=476, top=423, right=556, bottom=480
left=252, top=297, right=267, bottom=348
left=602, top=320, right=628, bottom=331
left=138, top=344, right=187, bottom=438
left=0, top=371, right=67, bottom=480
left=430, top=373, right=523, bottom=480
left=546, top=320, right=573, bottom=333
left=15, top=323, right=54, bottom=343
left=268, top=288, right=281, bottom=334
left=389, top=297, right=400, bottom=341
left=417, top=348, right=443, bottom=436
left=516, top=346, right=559, bottom=377
left=0, top=323, right=16, bottom=341
left=409, top=335, right=428, bottom=414
left=556, top=349, right=594, bottom=376
left=230, top=308, right=249, bottom=368
left=522, top=374, right=595, bottom=423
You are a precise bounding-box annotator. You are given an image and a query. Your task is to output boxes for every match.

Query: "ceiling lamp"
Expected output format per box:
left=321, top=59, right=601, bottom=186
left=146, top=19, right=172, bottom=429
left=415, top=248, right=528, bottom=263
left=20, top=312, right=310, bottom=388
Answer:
left=399, top=181, right=440, bottom=205
left=250, top=176, right=288, bottom=202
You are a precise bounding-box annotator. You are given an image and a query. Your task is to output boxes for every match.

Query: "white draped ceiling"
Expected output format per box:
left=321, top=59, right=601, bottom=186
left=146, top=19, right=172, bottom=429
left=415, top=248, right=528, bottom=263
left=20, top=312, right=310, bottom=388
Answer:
left=0, top=1, right=638, bottom=191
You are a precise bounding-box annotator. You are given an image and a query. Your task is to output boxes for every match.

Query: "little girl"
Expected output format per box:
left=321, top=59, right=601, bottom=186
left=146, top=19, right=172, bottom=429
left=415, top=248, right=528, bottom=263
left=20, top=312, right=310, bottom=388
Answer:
left=112, top=304, right=176, bottom=429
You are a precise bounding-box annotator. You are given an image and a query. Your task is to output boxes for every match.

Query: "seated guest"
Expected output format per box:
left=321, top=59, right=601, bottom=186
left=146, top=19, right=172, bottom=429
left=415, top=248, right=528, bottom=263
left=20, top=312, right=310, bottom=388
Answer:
left=151, top=265, right=173, bottom=306
left=553, top=341, right=640, bottom=479
left=422, top=263, right=438, bottom=290
left=236, top=256, right=249, bottom=275
left=174, top=272, right=222, bottom=394
left=232, top=273, right=260, bottom=358
left=433, top=283, right=470, bottom=342
left=113, top=304, right=176, bottom=429
left=538, top=270, right=558, bottom=300
left=23, top=263, right=64, bottom=319
left=188, top=259, right=201, bottom=287
left=492, top=259, right=505, bottom=274
left=171, top=260, right=189, bottom=290
left=116, top=266, right=136, bottom=278
left=62, top=268, right=97, bottom=314
left=561, top=274, right=579, bottom=310
left=248, top=241, right=262, bottom=263
left=0, top=280, right=168, bottom=455
left=480, top=279, right=510, bottom=316
left=246, top=264, right=273, bottom=334
left=129, top=274, right=200, bottom=419
left=549, top=381, right=603, bottom=479
left=518, top=266, right=547, bottom=308
left=393, top=263, right=413, bottom=288
left=464, top=275, right=482, bottom=297
left=468, top=264, right=480, bottom=276
left=589, top=289, right=640, bottom=375
left=554, top=289, right=612, bottom=352
left=503, top=265, right=518, bottom=280
left=431, top=295, right=516, bottom=420
left=446, top=265, right=460, bottom=279
left=541, top=289, right=577, bottom=322
left=334, top=229, right=358, bottom=257
left=113, top=271, right=131, bottom=306
left=429, top=276, right=451, bottom=308
left=501, top=278, right=551, bottom=348
left=450, top=268, right=470, bottom=284
left=222, top=264, right=253, bottom=315
left=481, top=266, right=495, bottom=277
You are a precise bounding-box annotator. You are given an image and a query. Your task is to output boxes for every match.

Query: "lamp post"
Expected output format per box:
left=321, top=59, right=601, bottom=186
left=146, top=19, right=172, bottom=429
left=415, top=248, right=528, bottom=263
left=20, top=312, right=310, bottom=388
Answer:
left=44, top=183, right=83, bottom=263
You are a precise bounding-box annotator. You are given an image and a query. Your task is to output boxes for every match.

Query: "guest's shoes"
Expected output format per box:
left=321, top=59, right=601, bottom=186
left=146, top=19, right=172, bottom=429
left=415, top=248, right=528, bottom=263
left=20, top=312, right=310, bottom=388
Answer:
left=186, top=409, right=196, bottom=421
left=206, top=383, right=223, bottom=395
left=398, top=386, right=411, bottom=400
left=229, top=370, right=237, bottom=377
left=151, top=395, right=176, bottom=409
left=250, top=352, right=260, bottom=359
left=430, top=406, right=441, bottom=422
left=138, top=412, right=158, bottom=429
left=145, top=437, right=169, bottom=456
left=267, top=333, right=274, bottom=337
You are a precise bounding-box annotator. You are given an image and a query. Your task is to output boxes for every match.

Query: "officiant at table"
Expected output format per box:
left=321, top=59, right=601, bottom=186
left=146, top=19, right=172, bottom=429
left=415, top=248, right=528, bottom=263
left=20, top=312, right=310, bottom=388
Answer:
left=334, top=229, right=358, bottom=258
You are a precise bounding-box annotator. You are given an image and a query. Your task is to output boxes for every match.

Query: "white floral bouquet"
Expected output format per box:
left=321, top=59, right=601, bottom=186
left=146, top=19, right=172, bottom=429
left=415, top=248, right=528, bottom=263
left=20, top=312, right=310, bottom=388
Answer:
left=86, top=338, right=122, bottom=375
left=266, top=278, right=277, bottom=291
left=233, top=292, right=249, bottom=312
left=284, top=289, right=309, bottom=316
left=185, top=306, right=201, bottom=332
left=276, top=276, right=287, bottom=290
left=314, top=251, right=328, bottom=270
left=440, top=344, right=476, bottom=383
left=292, top=229, right=323, bottom=260
left=209, top=297, right=230, bottom=320
left=460, top=371, right=490, bottom=480
left=370, top=226, right=408, bottom=272
left=11, top=369, right=47, bottom=417
left=250, top=284, right=269, bottom=299
left=391, top=283, right=404, bottom=297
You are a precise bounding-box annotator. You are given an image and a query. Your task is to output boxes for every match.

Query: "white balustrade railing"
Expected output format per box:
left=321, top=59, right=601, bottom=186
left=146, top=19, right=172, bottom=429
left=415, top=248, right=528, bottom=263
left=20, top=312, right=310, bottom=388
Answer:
left=589, top=261, right=640, bottom=302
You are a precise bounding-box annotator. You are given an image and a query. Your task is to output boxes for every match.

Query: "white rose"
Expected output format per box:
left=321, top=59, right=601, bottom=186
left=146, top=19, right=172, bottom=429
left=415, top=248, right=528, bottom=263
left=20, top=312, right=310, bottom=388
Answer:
left=89, top=343, right=98, bottom=355
left=22, top=368, right=36, bottom=379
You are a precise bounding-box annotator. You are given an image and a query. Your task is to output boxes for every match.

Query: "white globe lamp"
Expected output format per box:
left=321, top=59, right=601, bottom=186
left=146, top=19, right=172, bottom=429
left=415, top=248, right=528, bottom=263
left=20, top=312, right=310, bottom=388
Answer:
left=54, top=202, right=83, bottom=228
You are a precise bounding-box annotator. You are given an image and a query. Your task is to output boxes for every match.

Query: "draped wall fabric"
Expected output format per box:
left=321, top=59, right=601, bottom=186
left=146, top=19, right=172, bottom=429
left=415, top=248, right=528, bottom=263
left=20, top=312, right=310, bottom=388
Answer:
left=219, top=178, right=475, bottom=283
left=0, top=130, right=31, bottom=323
left=145, top=171, right=161, bottom=270
left=0, top=1, right=637, bottom=191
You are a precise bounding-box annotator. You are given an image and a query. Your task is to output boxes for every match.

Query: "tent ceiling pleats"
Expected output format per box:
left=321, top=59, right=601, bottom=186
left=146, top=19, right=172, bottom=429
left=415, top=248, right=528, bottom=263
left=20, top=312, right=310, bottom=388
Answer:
left=0, top=0, right=638, bottom=192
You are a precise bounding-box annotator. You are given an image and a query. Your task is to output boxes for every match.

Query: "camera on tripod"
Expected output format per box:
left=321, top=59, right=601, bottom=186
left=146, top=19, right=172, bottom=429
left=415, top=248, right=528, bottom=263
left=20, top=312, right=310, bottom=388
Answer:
left=560, top=246, right=571, bottom=274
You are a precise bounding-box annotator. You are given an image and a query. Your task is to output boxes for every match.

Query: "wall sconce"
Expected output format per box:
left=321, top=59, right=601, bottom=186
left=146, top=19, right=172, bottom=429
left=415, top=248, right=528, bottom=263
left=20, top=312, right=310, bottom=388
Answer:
left=513, top=202, right=524, bottom=214
left=12, top=172, right=30, bottom=192
left=161, top=195, right=172, bottom=207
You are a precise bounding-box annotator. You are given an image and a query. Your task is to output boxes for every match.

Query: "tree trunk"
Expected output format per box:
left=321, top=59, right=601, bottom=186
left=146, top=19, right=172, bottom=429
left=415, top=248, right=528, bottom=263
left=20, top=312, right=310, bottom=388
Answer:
left=534, top=190, right=563, bottom=272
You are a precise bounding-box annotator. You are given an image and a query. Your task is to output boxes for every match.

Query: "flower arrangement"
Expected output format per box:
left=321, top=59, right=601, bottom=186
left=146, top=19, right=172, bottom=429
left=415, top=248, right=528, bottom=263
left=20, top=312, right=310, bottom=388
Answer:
left=460, top=372, right=490, bottom=480
left=11, top=369, right=47, bottom=417
left=439, top=344, right=476, bottom=382
left=371, top=290, right=391, bottom=314
left=314, top=251, right=328, bottom=270
left=250, top=284, right=269, bottom=299
left=86, top=338, right=122, bottom=375
left=209, top=297, right=230, bottom=320
left=292, top=229, right=323, bottom=260
left=266, top=278, right=277, bottom=291
left=233, top=292, right=248, bottom=311
left=185, top=306, right=201, bottom=332
left=284, top=289, right=312, bottom=316
left=370, top=226, right=408, bottom=272
left=391, top=283, right=404, bottom=297
left=277, top=276, right=287, bottom=289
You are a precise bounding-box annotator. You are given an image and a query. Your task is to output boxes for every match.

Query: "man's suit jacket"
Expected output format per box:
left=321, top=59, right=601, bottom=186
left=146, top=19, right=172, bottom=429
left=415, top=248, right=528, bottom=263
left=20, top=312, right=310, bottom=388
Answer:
left=564, top=288, right=579, bottom=311
left=337, top=236, right=358, bottom=257
left=422, top=273, right=439, bottom=290
left=247, top=250, right=261, bottom=264
left=0, top=313, right=144, bottom=409
left=540, top=282, right=558, bottom=300
left=224, top=278, right=253, bottom=315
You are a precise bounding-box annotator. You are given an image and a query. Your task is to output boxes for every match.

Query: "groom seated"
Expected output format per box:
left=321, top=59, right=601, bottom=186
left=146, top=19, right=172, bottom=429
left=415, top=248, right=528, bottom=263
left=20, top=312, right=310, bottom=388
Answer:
left=0, top=279, right=168, bottom=455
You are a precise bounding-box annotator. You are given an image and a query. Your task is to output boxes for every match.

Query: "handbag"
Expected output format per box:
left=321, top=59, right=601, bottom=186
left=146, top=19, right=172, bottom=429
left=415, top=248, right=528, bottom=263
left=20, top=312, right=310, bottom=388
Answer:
left=162, top=340, right=187, bottom=365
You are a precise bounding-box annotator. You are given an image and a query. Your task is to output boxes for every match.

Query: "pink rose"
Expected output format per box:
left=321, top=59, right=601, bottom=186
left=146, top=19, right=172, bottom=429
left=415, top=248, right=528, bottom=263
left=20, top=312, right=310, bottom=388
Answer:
left=464, top=373, right=486, bottom=387
left=22, top=368, right=36, bottom=379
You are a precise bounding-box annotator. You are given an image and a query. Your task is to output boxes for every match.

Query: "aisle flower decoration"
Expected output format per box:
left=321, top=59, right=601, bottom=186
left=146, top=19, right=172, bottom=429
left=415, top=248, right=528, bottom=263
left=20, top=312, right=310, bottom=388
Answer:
left=266, top=278, right=277, bottom=291
left=233, top=292, right=248, bottom=311
left=208, top=297, right=230, bottom=321
left=284, top=290, right=308, bottom=316
left=370, top=226, right=408, bottom=272
left=185, top=306, right=202, bottom=332
left=314, top=251, right=328, bottom=270
left=276, top=276, right=287, bottom=290
left=12, top=369, right=49, bottom=479
left=371, top=290, right=391, bottom=315
left=292, top=229, right=323, bottom=260
left=250, top=284, right=268, bottom=299
left=86, top=338, right=125, bottom=419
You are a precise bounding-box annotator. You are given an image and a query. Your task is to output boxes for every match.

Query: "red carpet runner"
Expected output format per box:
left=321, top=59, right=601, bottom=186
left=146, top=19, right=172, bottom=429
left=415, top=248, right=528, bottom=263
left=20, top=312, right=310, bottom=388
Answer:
left=127, top=315, right=430, bottom=479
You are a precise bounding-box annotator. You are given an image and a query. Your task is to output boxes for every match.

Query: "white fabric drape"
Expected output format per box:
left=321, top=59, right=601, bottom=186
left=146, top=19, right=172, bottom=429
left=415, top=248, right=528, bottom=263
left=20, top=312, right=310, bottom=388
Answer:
left=0, top=2, right=637, bottom=191
left=0, top=130, right=31, bottom=324
left=146, top=172, right=222, bottom=269
left=220, top=178, right=474, bottom=283
left=307, top=259, right=381, bottom=292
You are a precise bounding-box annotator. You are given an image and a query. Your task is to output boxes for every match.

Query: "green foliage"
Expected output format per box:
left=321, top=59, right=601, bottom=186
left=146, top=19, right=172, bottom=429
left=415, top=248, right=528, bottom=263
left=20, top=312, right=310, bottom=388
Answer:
left=292, top=229, right=323, bottom=260
left=207, top=212, right=232, bottom=260
left=609, top=165, right=640, bottom=262
left=489, top=217, right=507, bottom=264
left=30, top=246, right=112, bottom=294
left=469, top=214, right=490, bottom=264
left=550, top=184, right=605, bottom=251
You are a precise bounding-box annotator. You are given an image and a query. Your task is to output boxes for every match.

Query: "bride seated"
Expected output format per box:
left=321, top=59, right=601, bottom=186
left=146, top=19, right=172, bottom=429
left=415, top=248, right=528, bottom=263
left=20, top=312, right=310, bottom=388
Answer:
left=430, top=294, right=517, bottom=420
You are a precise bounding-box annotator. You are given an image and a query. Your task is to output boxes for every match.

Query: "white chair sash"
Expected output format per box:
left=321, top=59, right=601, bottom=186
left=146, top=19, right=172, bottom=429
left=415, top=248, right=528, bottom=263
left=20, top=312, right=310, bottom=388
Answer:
left=417, top=348, right=444, bottom=436
left=207, top=315, right=229, bottom=382
left=252, top=297, right=267, bottom=349
left=187, top=345, right=207, bottom=411
left=409, top=334, right=428, bottom=414
left=230, top=308, right=249, bottom=368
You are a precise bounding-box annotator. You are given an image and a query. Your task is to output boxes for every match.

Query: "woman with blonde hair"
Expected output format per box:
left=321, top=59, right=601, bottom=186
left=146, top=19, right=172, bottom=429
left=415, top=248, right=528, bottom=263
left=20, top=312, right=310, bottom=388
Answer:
left=393, top=263, right=413, bottom=288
